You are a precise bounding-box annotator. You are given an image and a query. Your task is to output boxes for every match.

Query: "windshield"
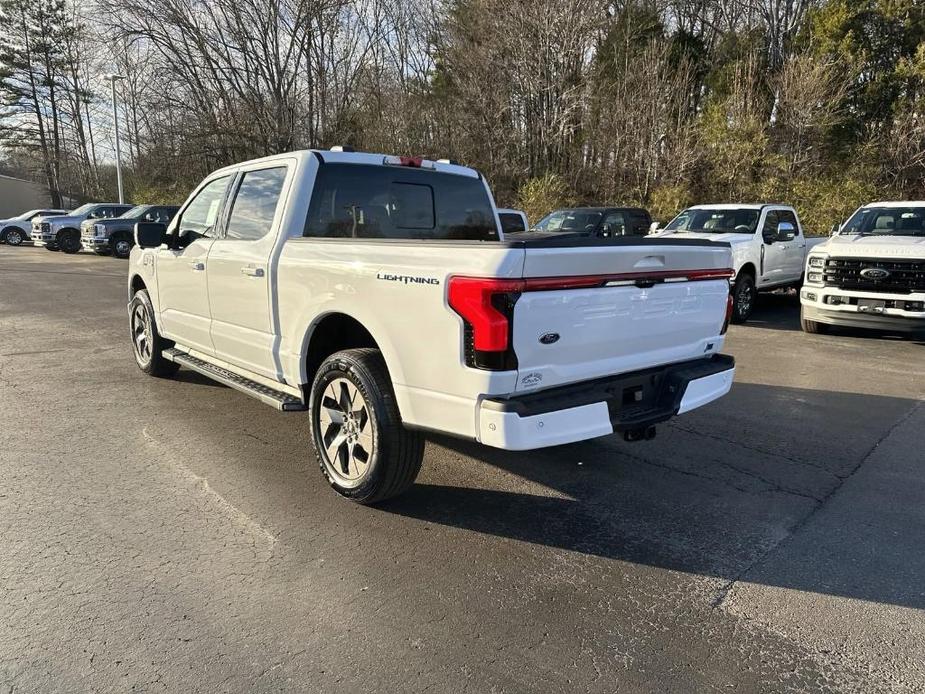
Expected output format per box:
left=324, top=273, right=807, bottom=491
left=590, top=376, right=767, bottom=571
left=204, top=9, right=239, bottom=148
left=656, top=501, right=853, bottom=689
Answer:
left=665, top=208, right=760, bottom=234
left=69, top=203, right=96, bottom=216
left=13, top=209, right=42, bottom=220
left=840, top=207, right=925, bottom=236
left=533, top=210, right=602, bottom=232
left=119, top=205, right=148, bottom=219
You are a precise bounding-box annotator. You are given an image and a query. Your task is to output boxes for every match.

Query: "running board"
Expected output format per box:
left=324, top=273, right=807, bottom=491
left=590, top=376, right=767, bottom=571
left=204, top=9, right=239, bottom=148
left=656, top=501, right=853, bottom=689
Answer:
left=163, top=348, right=307, bottom=411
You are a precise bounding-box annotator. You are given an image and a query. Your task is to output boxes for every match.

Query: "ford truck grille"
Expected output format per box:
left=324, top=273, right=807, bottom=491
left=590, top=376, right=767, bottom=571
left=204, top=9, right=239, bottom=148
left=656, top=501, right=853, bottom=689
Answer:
left=824, top=257, right=925, bottom=294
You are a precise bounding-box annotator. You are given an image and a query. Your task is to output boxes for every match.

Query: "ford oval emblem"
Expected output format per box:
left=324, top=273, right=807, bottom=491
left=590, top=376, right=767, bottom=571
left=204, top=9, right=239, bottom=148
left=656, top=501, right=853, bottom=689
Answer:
left=859, top=268, right=890, bottom=280
left=539, top=332, right=560, bottom=345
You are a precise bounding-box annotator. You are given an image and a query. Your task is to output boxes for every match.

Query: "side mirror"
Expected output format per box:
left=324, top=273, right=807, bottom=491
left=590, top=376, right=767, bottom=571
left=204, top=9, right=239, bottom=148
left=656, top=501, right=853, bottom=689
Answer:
left=777, top=221, right=796, bottom=241
left=649, top=222, right=659, bottom=233
left=829, top=222, right=840, bottom=236
left=135, top=221, right=166, bottom=248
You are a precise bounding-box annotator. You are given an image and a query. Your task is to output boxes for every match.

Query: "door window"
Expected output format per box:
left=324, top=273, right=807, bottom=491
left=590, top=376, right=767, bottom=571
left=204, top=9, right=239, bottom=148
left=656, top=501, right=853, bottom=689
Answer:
left=601, top=211, right=625, bottom=236
left=225, top=167, right=288, bottom=241
left=761, top=211, right=780, bottom=239
left=777, top=209, right=799, bottom=236
left=176, top=176, right=231, bottom=241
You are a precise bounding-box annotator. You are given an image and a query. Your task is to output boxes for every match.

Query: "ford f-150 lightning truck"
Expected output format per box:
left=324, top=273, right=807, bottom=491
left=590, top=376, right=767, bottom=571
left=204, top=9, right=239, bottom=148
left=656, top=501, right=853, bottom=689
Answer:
left=652, top=204, right=826, bottom=323
left=128, top=149, right=736, bottom=503
left=800, top=201, right=925, bottom=334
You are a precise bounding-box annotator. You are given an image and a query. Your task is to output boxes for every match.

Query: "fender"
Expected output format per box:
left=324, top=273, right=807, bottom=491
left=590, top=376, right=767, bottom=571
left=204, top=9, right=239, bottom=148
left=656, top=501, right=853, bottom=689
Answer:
left=292, top=306, right=407, bottom=391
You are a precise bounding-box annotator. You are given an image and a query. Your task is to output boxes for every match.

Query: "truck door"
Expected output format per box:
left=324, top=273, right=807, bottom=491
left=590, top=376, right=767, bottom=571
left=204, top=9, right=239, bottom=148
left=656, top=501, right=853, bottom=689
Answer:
left=759, top=209, right=791, bottom=287
left=206, top=164, right=290, bottom=379
left=156, top=175, right=232, bottom=354
left=777, top=209, right=805, bottom=281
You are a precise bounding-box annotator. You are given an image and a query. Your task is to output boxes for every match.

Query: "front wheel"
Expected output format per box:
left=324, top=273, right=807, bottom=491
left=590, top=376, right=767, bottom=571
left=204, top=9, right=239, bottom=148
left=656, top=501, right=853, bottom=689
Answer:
left=800, top=307, right=829, bottom=334
left=58, top=229, right=81, bottom=254
left=112, top=236, right=133, bottom=259
left=3, top=228, right=25, bottom=246
left=310, top=348, right=424, bottom=504
left=129, top=289, right=179, bottom=377
left=731, top=274, right=756, bottom=324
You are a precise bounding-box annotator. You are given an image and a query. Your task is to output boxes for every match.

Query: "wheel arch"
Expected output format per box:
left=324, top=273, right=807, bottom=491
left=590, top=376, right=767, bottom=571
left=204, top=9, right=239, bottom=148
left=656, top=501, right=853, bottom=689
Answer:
left=129, top=274, right=147, bottom=301
left=737, top=262, right=757, bottom=281
left=301, top=312, right=386, bottom=390
left=0, top=225, right=22, bottom=241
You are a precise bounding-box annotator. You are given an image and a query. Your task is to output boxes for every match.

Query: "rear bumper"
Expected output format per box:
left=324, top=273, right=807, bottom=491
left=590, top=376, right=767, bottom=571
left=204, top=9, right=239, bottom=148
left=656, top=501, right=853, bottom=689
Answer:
left=477, top=354, right=735, bottom=450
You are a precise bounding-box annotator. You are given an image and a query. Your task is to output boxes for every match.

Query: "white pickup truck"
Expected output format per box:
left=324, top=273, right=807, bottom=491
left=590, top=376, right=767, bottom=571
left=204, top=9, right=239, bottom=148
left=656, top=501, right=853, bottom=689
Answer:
left=652, top=204, right=826, bottom=322
left=128, top=149, right=736, bottom=503
left=800, top=201, right=925, bottom=334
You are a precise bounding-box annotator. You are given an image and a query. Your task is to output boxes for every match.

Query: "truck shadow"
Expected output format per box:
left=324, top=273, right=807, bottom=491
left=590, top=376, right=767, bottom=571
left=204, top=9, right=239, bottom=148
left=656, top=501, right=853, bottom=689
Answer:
left=378, top=382, right=924, bottom=611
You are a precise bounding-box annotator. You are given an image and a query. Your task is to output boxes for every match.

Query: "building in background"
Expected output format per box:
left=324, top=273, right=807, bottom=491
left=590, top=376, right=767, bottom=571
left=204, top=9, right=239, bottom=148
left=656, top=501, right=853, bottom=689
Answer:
left=0, top=174, right=80, bottom=217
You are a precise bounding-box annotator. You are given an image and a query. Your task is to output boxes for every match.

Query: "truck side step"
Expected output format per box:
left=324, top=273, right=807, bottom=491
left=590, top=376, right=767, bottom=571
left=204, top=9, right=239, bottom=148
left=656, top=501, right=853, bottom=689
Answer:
left=163, top=348, right=307, bottom=412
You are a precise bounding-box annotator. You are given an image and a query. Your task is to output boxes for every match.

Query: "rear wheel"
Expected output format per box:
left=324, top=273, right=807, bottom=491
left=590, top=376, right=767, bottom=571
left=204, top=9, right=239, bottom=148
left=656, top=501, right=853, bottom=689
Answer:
left=310, top=348, right=424, bottom=504
left=800, top=307, right=829, bottom=334
left=58, top=229, right=81, bottom=254
left=129, top=289, right=179, bottom=377
left=3, top=227, right=24, bottom=246
left=731, top=274, right=756, bottom=324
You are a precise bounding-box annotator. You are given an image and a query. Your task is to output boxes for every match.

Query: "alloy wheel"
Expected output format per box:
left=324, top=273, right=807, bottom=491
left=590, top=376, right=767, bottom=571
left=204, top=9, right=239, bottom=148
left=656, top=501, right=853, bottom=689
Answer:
left=131, top=303, right=152, bottom=365
left=6, top=230, right=22, bottom=245
left=318, top=378, right=374, bottom=485
left=114, top=239, right=132, bottom=257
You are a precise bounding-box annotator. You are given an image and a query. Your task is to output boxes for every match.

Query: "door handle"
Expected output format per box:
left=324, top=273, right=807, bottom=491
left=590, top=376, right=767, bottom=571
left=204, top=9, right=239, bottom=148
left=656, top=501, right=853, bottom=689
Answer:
left=241, top=265, right=265, bottom=278
left=189, top=261, right=205, bottom=271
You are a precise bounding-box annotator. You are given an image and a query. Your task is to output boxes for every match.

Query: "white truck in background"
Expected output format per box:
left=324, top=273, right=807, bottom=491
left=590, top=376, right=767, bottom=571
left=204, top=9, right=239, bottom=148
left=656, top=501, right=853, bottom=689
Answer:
left=800, top=202, right=925, bottom=334
left=652, top=204, right=826, bottom=323
left=127, top=148, right=736, bottom=504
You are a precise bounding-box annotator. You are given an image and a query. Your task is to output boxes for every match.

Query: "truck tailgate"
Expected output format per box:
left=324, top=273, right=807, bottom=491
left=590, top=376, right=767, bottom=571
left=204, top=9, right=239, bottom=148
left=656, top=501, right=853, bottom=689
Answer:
left=512, top=239, right=732, bottom=391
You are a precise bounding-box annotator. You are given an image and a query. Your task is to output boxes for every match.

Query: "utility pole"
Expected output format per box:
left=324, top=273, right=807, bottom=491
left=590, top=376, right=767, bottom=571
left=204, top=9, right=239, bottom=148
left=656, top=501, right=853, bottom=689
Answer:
left=106, top=74, right=126, bottom=203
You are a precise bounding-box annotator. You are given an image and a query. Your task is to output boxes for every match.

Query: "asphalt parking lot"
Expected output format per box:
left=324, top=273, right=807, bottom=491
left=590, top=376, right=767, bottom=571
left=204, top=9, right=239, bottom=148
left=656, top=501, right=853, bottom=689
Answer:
left=1, top=246, right=923, bottom=693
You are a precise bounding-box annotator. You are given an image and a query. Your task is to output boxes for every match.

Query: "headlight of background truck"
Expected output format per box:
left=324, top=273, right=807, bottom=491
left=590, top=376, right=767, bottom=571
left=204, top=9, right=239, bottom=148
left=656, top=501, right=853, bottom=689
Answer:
left=808, top=256, right=826, bottom=268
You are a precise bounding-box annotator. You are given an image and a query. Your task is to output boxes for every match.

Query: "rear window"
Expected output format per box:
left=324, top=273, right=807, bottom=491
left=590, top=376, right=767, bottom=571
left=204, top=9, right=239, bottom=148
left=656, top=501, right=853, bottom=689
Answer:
left=304, top=163, right=498, bottom=241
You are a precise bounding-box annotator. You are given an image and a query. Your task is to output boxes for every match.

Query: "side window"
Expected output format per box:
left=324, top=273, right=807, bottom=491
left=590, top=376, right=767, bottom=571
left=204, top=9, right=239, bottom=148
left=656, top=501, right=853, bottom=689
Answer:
left=499, top=212, right=526, bottom=233
left=176, top=176, right=231, bottom=241
left=225, top=167, right=288, bottom=241
left=602, top=211, right=625, bottom=236
left=151, top=207, right=175, bottom=224
left=778, top=209, right=799, bottom=235
left=628, top=211, right=650, bottom=235
left=761, top=211, right=780, bottom=238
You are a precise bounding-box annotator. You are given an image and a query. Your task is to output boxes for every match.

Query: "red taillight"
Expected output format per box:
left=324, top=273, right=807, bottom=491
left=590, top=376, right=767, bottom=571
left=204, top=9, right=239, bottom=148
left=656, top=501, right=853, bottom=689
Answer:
left=447, top=277, right=522, bottom=352
left=399, top=156, right=423, bottom=168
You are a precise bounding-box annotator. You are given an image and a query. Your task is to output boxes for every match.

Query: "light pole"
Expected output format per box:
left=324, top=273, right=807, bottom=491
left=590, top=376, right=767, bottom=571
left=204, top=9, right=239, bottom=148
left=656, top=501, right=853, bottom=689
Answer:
left=106, top=74, right=126, bottom=203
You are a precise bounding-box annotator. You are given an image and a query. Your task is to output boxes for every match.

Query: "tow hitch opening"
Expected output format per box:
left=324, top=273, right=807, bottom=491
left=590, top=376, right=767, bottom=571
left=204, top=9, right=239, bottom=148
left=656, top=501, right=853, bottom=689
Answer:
left=623, top=426, right=657, bottom=442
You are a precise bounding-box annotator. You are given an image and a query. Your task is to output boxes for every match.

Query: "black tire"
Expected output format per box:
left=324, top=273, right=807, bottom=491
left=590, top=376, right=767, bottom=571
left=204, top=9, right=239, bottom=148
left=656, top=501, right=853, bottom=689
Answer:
left=128, top=288, right=179, bottom=377
left=731, top=273, right=756, bottom=324
left=111, top=235, right=133, bottom=259
left=2, top=227, right=25, bottom=246
left=800, top=307, right=829, bottom=334
left=58, top=229, right=81, bottom=254
left=310, top=348, right=424, bottom=504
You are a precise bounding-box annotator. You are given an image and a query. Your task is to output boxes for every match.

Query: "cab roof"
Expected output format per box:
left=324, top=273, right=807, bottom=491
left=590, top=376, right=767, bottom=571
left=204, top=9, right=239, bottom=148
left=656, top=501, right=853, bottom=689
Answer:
left=862, top=201, right=925, bottom=208
left=685, top=203, right=792, bottom=210
left=211, top=148, right=481, bottom=179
